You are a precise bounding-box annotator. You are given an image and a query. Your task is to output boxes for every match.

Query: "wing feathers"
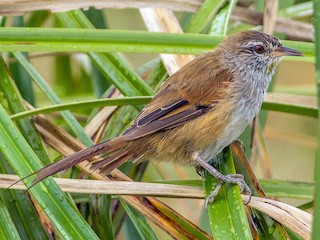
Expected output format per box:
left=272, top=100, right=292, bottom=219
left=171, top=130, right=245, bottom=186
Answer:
left=123, top=104, right=210, bottom=141
left=136, top=99, right=188, bottom=127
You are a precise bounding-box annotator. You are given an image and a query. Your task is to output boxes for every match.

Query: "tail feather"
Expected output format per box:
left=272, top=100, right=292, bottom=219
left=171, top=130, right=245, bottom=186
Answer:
left=99, top=152, right=133, bottom=176
left=30, top=137, right=127, bottom=187
left=90, top=149, right=130, bottom=171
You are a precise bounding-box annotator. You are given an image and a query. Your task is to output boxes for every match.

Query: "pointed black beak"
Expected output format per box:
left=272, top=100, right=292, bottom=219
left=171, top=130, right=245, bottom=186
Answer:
left=272, top=46, right=304, bottom=57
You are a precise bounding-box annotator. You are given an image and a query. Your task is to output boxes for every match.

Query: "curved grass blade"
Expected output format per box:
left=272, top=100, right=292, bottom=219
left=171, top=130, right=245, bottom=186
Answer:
left=10, top=97, right=152, bottom=121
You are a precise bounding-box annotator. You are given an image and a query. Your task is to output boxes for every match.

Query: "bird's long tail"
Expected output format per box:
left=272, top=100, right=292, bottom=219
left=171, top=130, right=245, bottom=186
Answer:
left=22, top=137, right=132, bottom=188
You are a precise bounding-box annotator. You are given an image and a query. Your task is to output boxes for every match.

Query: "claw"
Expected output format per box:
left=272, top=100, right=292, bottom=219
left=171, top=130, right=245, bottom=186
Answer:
left=193, top=153, right=252, bottom=209
left=204, top=180, right=223, bottom=211
left=204, top=198, right=212, bottom=211
left=195, top=165, right=203, bottom=176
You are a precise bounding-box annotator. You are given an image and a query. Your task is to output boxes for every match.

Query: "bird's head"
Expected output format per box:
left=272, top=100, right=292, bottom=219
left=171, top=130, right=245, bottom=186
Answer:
left=220, top=30, right=303, bottom=76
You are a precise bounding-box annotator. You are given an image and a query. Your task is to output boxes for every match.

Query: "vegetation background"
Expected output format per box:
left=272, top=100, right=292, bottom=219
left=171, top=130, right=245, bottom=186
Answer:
left=0, top=0, right=317, bottom=239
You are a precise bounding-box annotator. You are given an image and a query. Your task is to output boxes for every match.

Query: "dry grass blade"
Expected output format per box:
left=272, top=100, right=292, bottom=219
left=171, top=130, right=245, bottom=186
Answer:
left=263, top=0, right=278, bottom=34
left=3, top=174, right=204, bottom=198
left=32, top=114, right=211, bottom=239
left=140, top=8, right=194, bottom=75
left=243, top=195, right=312, bottom=240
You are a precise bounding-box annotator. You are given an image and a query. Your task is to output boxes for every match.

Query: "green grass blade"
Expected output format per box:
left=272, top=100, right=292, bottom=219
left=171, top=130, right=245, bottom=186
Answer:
left=10, top=96, right=152, bottom=120
left=90, top=195, right=114, bottom=240
left=0, top=27, right=222, bottom=54
left=0, top=55, right=51, bottom=165
left=260, top=179, right=314, bottom=199
left=209, top=0, right=237, bottom=36
left=9, top=17, right=35, bottom=106
left=9, top=53, right=35, bottom=106
left=87, top=52, right=153, bottom=97
left=262, top=98, right=317, bottom=117
left=0, top=103, right=98, bottom=239
left=25, top=11, right=50, bottom=27
left=198, top=5, right=252, bottom=238
left=0, top=27, right=314, bottom=58
left=0, top=155, right=47, bottom=239
left=0, top=198, right=21, bottom=240
left=312, top=1, right=320, bottom=239
left=203, top=149, right=252, bottom=239
left=54, top=54, right=73, bottom=95
left=120, top=200, right=158, bottom=240
left=0, top=55, right=51, bottom=238
left=185, top=0, right=226, bottom=33
left=233, top=145, right=289, bottom=239
left=85, top=8, right=110, bottom=97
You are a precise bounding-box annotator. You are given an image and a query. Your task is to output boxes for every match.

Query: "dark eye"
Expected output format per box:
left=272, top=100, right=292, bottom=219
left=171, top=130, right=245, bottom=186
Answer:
left=254, top=45, right=265, bottom=54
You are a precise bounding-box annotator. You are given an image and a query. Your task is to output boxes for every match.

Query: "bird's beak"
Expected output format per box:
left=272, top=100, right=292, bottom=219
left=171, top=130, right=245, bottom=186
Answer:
left=271, top=46, right=304, bottom=57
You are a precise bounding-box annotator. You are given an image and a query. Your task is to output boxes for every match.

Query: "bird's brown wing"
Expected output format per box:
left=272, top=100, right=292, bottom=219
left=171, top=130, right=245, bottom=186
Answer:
left=123, top=54, right=232, bottom=141
left=123, top=98, right=211, bottom=141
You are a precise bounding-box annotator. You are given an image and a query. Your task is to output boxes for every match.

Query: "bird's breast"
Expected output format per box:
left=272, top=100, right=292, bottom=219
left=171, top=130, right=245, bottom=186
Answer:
left=199, top=81, right=266, bottom=161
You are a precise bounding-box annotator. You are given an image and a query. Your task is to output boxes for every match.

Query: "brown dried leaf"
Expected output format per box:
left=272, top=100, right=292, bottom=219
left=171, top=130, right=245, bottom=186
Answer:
left=243, top=195, right=312, bottom=240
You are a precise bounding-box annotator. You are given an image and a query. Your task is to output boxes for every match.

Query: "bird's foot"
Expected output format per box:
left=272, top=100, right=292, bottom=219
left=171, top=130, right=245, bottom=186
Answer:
left=193, top=153, right=251, bottom=210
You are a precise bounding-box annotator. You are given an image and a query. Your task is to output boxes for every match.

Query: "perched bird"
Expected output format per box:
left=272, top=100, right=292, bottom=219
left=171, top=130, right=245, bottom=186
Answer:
left=24, top=30, right=303, bottom=204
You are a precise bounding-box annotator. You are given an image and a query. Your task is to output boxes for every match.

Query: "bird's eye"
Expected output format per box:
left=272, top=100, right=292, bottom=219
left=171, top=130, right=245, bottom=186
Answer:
left=254, top=45, right=265, bottom=54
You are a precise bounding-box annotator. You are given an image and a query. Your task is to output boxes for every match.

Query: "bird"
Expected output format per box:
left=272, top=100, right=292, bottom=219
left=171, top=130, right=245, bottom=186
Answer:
left=22, top=30, right=303, bottom=205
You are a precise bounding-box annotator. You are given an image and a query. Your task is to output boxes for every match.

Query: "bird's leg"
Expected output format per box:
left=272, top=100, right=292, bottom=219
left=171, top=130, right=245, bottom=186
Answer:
left=193, top=152, right=251, bottom=209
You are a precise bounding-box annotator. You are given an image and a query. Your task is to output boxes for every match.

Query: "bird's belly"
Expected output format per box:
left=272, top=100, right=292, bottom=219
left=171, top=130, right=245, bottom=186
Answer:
left=199, top=98, right=260, bottom=161
left=199, top=117, right=249, bottom=161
